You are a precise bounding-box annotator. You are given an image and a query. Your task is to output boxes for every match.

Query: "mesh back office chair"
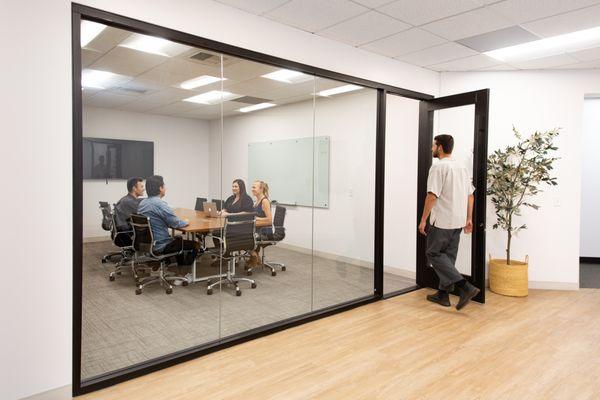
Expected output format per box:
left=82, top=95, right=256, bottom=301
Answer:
left=212, top=198, right=224, bottom=211
left=195, top=197, right=208, bottom=211
left=99, top=201, right=135, bottom=281
left=251, top=205, right=287, bottom=276
left=206, top=213, right=257, bottom=296
left=130, top=213, right=190, bottom=295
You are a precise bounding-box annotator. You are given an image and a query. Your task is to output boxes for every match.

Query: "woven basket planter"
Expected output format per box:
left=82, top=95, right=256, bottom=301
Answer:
left=489, top=255, right=529, bottom=297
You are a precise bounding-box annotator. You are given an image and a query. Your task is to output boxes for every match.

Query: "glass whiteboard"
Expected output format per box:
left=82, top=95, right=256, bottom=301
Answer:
left=248, top=136, right=330, bottom=208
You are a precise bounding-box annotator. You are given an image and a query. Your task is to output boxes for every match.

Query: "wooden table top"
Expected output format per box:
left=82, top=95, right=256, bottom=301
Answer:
left=173, top=207, right=270, bottom=233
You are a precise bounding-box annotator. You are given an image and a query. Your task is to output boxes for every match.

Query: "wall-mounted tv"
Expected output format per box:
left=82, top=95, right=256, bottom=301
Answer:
left=83, top=138, right=154, bottom=180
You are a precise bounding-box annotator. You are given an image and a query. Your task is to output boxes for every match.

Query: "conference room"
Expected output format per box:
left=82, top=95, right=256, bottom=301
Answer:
left=78, top=20, right=420, bottom=382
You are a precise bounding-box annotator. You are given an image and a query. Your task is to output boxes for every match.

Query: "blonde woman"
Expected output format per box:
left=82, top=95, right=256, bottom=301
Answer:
left=248, top=180, right=272, bottom=267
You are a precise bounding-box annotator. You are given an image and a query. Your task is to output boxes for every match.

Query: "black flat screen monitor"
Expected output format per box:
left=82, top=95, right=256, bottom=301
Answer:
left=83, top=138, right=154, bottom=180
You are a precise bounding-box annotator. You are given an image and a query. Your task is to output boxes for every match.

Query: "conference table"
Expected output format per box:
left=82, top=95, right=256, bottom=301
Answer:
left=172, top=207, right=271, bottom=283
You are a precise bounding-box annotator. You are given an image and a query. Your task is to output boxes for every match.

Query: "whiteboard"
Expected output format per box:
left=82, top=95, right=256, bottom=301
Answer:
left=248, top=136, right=330, bottom=208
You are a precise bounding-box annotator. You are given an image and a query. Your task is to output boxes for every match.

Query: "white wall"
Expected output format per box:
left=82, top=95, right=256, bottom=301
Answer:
left=209, top=90, right=377, bottom=263
left=82, top=107, right=210, bottom=238
left=1, top=1, right=439, bottom=398
left=581, top=99, right=600, bottom=258
left=440, top=70, right=600, bottom=288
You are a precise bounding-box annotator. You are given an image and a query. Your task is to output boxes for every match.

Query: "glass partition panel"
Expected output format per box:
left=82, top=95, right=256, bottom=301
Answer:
left=433, top=105, right=476, bottom=276
left=384, top=94, right=419, bottom=294
left=80, top=20, right=223, bottom=380
left=219, top=57, right=315, bottom=337
left=311, top=77, right=377, bottom=309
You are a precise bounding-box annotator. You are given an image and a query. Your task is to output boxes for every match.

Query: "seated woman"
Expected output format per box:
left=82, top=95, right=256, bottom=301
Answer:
left=221, top=179, right=253, bottom=215
left=247, top=180, right=272, bottom=267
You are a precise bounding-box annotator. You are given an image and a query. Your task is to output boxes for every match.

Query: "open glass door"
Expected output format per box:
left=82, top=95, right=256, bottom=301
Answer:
left=416, top=89, right=489, bottom=303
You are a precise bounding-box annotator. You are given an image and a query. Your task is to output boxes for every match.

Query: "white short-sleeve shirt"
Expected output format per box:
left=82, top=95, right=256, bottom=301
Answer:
left=427, top=157, right=475, bottom=229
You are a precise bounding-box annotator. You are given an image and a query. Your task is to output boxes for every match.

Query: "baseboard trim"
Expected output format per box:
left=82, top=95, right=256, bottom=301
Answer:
left=276, top=243, right=415, bottom=279
left=83, top=235, right=110, bottom=243
left=20, top=385, right=71, bottom=400
left=580, top=256, right=600, bottom=264
left=527, top=281, right=579, bottom=291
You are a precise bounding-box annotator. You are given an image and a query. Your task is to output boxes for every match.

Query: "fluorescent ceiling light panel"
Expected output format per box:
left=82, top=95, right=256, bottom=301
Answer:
left=179, top=75, right=225, bottom=90
left=238, top=103, right=276, bottom=113
left=183, top=90, right=239, bottom=105
left=119, top=33, right=190, bottom=57
left=317, top=84, right=362, bottom=97
left=485, top=26, right=600, bottom=63
left=261, top=69, right=312, bottom=83
left=81, top=20, right=106, bottom=47
left=81, top=69, right=126, bottom=89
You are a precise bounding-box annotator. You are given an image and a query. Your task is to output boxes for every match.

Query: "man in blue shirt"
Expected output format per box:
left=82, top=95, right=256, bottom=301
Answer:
left=138, top=175, right=197, bottom=263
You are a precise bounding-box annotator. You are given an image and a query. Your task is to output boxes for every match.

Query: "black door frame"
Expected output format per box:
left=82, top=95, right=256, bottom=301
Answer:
left=71, top=3, right=489, bottom=396
left=416, top=90, right=490, bottom=303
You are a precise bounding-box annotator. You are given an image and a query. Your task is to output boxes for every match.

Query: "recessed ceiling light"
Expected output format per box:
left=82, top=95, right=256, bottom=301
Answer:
left=81, top=69, right=127, bottom=89
left=179, top=75, right=225, bottom=90
left=261, top=69, right=312, bottom=83
left=238, top=103, right=276, bottom=113
left=183, top=90, right=240, bottom=105
left=119, top=33, right=190, bottom=57
left=81, top=20, right=106, bottom=48
left=485, top=26, right=600, bottom=63
left=317, top=84, right=362, bottom=97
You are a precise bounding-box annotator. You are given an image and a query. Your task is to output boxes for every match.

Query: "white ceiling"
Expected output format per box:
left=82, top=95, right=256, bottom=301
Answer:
left=82, top=25, right=350, bottom=120
left=216, top=0, right=600, bottom=71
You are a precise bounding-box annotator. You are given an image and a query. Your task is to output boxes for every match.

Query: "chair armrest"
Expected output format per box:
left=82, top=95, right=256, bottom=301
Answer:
left=205, top=234, right=223, bottom=243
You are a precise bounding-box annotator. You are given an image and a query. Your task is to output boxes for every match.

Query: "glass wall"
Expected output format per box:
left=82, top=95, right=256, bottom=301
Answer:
left=78, top=19, right=378, bottom=382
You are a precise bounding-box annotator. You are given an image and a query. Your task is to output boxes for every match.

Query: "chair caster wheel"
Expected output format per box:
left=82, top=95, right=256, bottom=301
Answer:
left=271, top=271, right=277, bottom=276
left=281, top=266, right=286, bottom=271
left=109, top=275, right=115, bottom=281
left=207, top=288, right=213, bottom=295
left=236, top=289, right=242, bottom=296
left=251, top=282, right=257, bottom=289
left=246, top=270, right=253, bottom=276
left=182, top=280, right=189, bottom=287
left=135, top=288, right=142, bottom=295
left=101, top=258, right=108, bottom=264
left=166, top=288, right=173, bottom=294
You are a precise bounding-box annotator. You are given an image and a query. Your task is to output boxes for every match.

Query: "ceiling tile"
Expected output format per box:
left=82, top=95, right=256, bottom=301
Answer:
left=457, top=25, right=539, bottom=52
left=569, top=46, right=600, bottom=61
left=84, top=91, right=135, bottom=108
left=264, top=0, right=368, bottom=32
left=397, top=42, right=477, bottom=66
left=510, top=53, right=580, bottom=69
left=147, top=101, right=200, bottom=116
left=84, top=26, right=132, bottom=54
left=91, top=46, right=169, bottom=77
left=482, top=64, right=519, bottom=70
left=352, top=0, right=396, bottom=8
left=215, top=0, right=291, bottom=15
left=555, top=59, right=600, bottom=69
left=379, top=0, right=483, bottom=26
left=421, top=7, right=514, bottom=41
left=360, top=28, right=446, bottom=57
left=318, top=11, right=410, bottom=46
left=489, top=0, right=600, bottom=24
left=521, top=4, right=600, bottom=37
left=81, top=48, right=103, bottom=68
left=429, top=54, right=501, bottom=71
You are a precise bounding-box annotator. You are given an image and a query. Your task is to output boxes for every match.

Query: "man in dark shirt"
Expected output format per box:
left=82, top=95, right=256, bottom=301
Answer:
left=114, top=177, right=144, bottom=231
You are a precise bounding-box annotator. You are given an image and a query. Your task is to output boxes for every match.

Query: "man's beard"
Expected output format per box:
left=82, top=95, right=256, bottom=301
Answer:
left=432, top=151, right=439, bottom=158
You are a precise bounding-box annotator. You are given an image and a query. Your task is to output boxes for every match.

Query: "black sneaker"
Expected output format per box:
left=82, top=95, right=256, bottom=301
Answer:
left=456, top=282, right=480, bottom=310
left=426, top=290, right=451, bottom=307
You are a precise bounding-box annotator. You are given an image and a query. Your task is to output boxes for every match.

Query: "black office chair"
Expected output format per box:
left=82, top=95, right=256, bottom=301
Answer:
left=194, top=197, right=208, bottom=211
left=206, top=213, right=257, bottom=296
left=130, top=213, right=190, bottom=295
left=212, top=198, right=224, bottom=211
left=251, top=205, right=287, bottom=276
left=99, top=201, right=135, bottom=281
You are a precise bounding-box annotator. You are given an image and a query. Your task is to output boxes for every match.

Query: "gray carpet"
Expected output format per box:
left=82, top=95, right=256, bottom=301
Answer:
left=580, top=263, right=600, bottom=288
left=81, top=241, right=414, bottom=380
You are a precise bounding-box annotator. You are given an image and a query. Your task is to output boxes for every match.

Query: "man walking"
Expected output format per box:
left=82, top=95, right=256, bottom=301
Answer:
left=418, top=134, right=480, bottom=310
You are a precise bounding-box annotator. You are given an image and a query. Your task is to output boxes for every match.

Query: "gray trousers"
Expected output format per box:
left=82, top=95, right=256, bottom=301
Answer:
left=426, top=225, right=464, bottom=291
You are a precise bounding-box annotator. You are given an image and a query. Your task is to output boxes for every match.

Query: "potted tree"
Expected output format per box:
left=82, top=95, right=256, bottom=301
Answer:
left=487, top=127, right=560, bottom=297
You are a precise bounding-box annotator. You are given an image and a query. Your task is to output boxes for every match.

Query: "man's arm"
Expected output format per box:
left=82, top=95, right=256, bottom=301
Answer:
left=160, top=202, right=189, bottom=228
left=464, top=194, right=474, bottom=234
left=418, top=193, right=437, bottom=236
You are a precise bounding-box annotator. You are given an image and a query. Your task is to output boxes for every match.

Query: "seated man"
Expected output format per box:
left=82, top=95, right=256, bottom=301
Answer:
left=114, top=177, right=144, bottom=231
left=138, top=175, right=197, bottom=265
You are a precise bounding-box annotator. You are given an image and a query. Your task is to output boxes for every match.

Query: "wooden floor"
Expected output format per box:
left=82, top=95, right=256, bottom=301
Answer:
left=80, top=288, right=600, bottom=400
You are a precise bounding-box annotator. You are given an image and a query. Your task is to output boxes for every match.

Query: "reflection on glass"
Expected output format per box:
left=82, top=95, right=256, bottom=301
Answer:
left=433, top=105, right=476, bottom=276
